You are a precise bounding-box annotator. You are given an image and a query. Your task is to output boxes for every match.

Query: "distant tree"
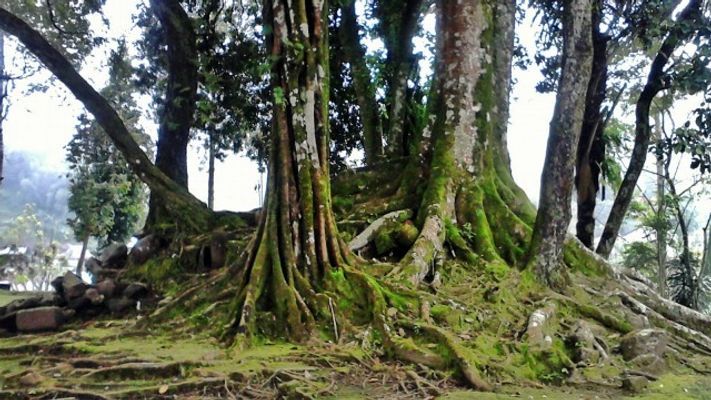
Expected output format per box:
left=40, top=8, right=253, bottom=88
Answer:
left=65, top=42, right=149, bottom=275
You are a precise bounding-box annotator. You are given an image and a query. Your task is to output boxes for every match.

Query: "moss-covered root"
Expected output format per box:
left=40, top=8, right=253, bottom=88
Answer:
left=400, top=322, right=492, bottom=391
left=345, top=269, right=491, bottom=391
left=390, top=212, right=446, bottom=286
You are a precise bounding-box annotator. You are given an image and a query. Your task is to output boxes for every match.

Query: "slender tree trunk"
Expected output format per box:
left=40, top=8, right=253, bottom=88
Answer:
left=146, top=0, right=199, bottom=228
left=527, top=0, right=593, bottom=288
left=596, top=0, right=702, bottom=258
left=664, top=156, right=694, bottom=308
left=378, top=0, right=423, bottom=157
left=0, top=32, right=5, bottom=186
left=575, top=1, right=608, bottom=249
left=339, top=0, right=383, bottom=164
left=0, top=6, right=211, bottom=233
left=208, top=134, right=215, bottom=210
left=76, top=234, right=89, bottom=277
left=654, top=114, right=667, bottom=298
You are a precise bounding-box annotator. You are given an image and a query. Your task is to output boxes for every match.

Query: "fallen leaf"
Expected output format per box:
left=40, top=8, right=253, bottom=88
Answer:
left=158, top=384, right=169, bottom=394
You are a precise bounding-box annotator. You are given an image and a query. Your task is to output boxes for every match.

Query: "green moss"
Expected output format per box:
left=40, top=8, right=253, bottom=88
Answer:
left=563, top=239, right=608, bottom=277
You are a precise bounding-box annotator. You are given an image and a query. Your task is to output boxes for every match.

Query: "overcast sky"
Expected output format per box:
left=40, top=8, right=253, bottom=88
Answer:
left=1, top=0, right=707, bottom=251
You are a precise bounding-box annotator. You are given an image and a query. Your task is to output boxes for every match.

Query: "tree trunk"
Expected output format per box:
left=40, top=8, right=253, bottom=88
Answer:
left=0, top=5, right=211, bottom=233
left=146, top=0, right=199, bottom=228
left=208, top=134, right=215, bottom=210
left=654, top=114, right=667, bottom=298
left=527, top=0, right=593, bottom=288
left=228, top=0, right=352, bottom=341
left=575, top=1, right=608, bottom=249
left=339, top=0, right=383, bottom=164
left=596, top=0, right=702, bottom=258
left=0, top=32, right=5, bottom=186
left=76, top=234, right=89, bottom=277
left=664, top=153, right=694, bottom=308
left=378, top=0, right=423, bottom=157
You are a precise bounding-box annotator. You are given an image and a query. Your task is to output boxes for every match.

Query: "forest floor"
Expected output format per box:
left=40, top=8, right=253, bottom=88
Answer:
left=2, top=270, right=711, bottom=400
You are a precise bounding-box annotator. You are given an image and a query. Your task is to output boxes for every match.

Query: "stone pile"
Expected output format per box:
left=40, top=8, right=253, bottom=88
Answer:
left=0, top=242, right=151, bottom=334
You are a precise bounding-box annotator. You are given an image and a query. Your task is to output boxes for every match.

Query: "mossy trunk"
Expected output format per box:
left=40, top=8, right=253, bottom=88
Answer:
left=227, top=0, right=355, bottom=341
left=526, top=0, right=593, bottom=288
left=394, top=0, right=535, bottom=285
left=145, top=0, right=200, bottom=230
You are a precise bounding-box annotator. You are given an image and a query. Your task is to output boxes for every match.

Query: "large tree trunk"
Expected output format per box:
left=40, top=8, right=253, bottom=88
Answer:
left=0, top=5, right=211, bottom=233
left=527, top=0, right=593, bottom=288
left=339, top=0, right=383, bottom=164
left=575, top=1, right=608, bottom=249
left=392, top=0, right=535, bottom=286
left=596, top=0, right=702, bottom=258
left=227, top=0, right=352, bottom=341
left=146, top=0, right=199, bottom=228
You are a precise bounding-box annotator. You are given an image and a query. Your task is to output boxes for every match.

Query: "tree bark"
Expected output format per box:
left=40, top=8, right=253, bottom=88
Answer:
left=377, top=0, right=423, bottom=157
left=146, top=0, right=199, bottom=227
left=596, top=0, right=702, bottom=258
left=528, top=0, right=593, bottom=288
left=208, top=134, right=215, bottom=210
left=654, top=114, right=667, bottom=298
left=0, top=5, right=211, bottom=232
left=0, top=32, right=5, bottom=186
left=228, top=0, right=352, bottom=340
left=339, top=0, right=383, bottom=164
left=575, top=1, right=608, bottom=249
left=76, top=234, right=89, bottom=277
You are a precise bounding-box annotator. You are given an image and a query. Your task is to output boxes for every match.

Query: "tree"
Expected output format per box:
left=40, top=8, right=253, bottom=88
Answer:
left=0, top=4, right=212, bottom=234
left=527, top=0, right=593, bottom=287
left=596, top=0, right=705, bottom=257
left=0, top=32, right=5, bottom=186
left=66, top=43, right=149, bottom=275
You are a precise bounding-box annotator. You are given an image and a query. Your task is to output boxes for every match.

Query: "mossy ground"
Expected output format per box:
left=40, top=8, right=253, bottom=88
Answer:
left=2, top=171, right=710, bottom=398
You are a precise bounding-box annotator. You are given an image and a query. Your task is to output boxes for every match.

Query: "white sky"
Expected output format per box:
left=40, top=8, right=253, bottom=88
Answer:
left=1, top=0, right=708, bottom=254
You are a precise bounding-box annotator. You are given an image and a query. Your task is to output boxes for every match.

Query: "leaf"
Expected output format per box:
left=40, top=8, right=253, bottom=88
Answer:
left=158, top=385, right=169, bottom=394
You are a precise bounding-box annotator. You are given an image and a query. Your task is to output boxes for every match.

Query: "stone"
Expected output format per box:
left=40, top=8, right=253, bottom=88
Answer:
left=51, top=275, right=64, bottom=296
left=19, top=371, right=44, bottom=386
left=107, top=297, right=136, bottom=314
left=84, top=288, right=104, bottom=305
left=0, top=312, right=17, bottom=332
left=38, top=292, right=61, bottom=307
left=570, top=320, right=600, bottom=364
left=622, top=375, right=648, bottom=393
left=16, top=306, right=64, bottom=332
left=123, top=282, right=148, bottom=300
left=129, top=234, right=160, bottom=265
left=6, top=297, right=41, bottom=314
left=620, top=329, right=667, bottom=361
left=85, top=257, right=103, bottom=277
left=630, top=353, right=667, bottom=375
left=96, top=279, right=118, bottom=298
left=67, top=296, right=92, bottom=311
left=100, top=243, right=128, bottom=269
left=62, top=271, right=87, bottom=301
left=209, top=235, right=227, bottom=269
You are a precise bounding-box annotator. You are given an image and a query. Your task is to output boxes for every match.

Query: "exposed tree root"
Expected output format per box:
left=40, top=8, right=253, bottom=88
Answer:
left=348, top=209, right=413, bottom=252
left=83, top=361, right=198, bottom=380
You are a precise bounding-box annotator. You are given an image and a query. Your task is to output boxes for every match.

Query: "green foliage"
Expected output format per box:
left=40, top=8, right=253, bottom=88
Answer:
left=621, top=241, right=658, bottom=277
left=65, top=42, right=148, bottom=248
